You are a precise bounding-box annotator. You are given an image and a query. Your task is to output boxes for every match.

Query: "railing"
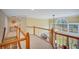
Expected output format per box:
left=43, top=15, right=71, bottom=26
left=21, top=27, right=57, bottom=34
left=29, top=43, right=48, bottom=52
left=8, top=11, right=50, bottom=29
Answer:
left=26, top=26, right=79, bottom=49
left=0, top=27, right=30, bottom=49
left=26, top=26, right=55, bottom=48
left=1, top=25, right=79, bottom=49
left=54, top=32, right=79, bottom=49
left=26, top=26, right=49, bottom=35
left=53, top=23, right=79, bottom=49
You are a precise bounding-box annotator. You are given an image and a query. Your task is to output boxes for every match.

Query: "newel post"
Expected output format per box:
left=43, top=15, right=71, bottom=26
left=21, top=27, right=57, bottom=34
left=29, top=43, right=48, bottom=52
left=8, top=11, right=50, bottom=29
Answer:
left=33, top=26, right=35, bottom=35
left=66, top=36, right=69, bottom=49
left=25, top=32, right=30, bottom=49
left=49, top=29, right=54, bottom=48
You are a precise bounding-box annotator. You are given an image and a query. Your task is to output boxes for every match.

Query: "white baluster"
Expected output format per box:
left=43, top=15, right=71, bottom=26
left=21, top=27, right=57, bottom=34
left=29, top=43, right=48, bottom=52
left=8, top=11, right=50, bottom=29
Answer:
left=67, top=23, right=69, bottom=33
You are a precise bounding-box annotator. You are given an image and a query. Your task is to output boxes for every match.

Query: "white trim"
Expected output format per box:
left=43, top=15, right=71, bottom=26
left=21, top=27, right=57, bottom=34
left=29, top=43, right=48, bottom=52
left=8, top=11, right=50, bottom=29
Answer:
left=67, top=24, right=69, bottom=33
left=78, top=25, right=79, bottom=33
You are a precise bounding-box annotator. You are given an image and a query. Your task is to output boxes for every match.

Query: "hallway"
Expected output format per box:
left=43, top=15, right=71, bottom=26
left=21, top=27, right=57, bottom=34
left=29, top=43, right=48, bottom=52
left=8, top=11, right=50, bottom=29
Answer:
left=0, top=9, right=79, bottom=49
left=21, top=34, right=52, bottom=49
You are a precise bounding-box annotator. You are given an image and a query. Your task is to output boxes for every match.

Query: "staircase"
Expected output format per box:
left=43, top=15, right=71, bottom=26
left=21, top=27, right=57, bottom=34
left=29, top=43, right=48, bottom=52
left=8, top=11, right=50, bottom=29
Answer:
left=0, top=27, right=30, bottom=49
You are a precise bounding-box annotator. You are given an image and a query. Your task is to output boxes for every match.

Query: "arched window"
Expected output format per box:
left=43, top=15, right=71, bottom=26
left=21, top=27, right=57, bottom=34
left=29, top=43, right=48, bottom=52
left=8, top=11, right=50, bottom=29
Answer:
left=55, top=17, right=68, bottom=32
left=56, top=17, right=67, bottom=24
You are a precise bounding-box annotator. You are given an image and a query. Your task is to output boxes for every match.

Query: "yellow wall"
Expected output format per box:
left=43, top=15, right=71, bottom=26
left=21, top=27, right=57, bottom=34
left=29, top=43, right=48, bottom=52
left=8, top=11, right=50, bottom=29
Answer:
left=8, top=15, right=79, bottom=31
left=67, top=16, right=79, bottom=23
left=50, top=16, right=79, bottom=23
left=26, top=17, right=49, bottom=27
left=8, top=16, right=49, bottom=28
left=26, top=17, right=49, bottom=34
left=8, top=16, right=49, bottom=34
left=8, top=15, right=79, bottom=28
left=7, top=15, right=79, bottom=35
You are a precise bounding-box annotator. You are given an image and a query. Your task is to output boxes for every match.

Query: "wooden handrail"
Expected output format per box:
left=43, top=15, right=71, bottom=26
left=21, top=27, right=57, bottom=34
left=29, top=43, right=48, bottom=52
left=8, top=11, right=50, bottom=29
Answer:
left=34, top=27, right=49, bottom=30
left=0, top=38, right=25, bottom=47
left=26, top=26, right=49, bottom=30
left=26, top=26, right=49, bottom=37
left=54, top=32, right=79, bottom=40
left=26, top=26, right=79, bottom=40
left=54, top=31, right=79, bottom=49
left=1, top=26, right=78, bottom=49
left=19, top=27, right=30, bottom=49
left=16, top=27, right=21, bottom=49
left=0, top=27, right=30, bottom=49
left=26, top=26, right=79, bottom=49
left=19, top=28, right=26, bottom=36
left=16, top=27, right=30, bottom=49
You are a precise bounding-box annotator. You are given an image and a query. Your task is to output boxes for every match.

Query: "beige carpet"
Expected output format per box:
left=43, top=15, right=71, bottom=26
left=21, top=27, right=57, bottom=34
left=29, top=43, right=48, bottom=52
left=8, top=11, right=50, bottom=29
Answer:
left=21, top=35, right=53, bottom=49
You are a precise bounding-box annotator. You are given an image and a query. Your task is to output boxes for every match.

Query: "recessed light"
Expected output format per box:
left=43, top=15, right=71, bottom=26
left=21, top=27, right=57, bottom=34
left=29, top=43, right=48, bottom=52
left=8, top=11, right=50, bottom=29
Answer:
left=31, top=9, right=35, bottom=11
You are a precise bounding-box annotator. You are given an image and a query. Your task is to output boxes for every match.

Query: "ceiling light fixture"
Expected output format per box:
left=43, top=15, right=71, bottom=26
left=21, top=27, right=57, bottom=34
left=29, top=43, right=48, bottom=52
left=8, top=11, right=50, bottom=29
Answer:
left=31, top=9, right=35, bottom=11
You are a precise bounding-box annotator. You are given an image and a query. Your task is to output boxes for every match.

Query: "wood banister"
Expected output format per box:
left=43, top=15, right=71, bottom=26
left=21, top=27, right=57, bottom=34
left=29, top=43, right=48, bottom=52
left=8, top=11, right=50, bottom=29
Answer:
left=16, top=27, right=21, bottom=49
left=48, top=29, right=54, bottom=48
left=33, top=26, right=35, bottom=35
left=35, top=27, right=49, bottom=30
left=26, top=26, right=78, bottom=40
left=0, top=27, right=30, bottom=49
left=0, top=38, right=25, bottom=48
left=25, top=32, right=30, bottom=49
left=20, top=28, right=26, bottom=36
left=16, top=27, right=30, bottom=49
left=54, top=32, right=79, bottom=49
left=54, top=32, right=79, bottom=40
left=26, top=26, right=49, bottom=30
left=66, top=36, right=69, bottom=48
left=26, top=26, right=79, bottom=49
left=1, top=26, right=78, bottom=49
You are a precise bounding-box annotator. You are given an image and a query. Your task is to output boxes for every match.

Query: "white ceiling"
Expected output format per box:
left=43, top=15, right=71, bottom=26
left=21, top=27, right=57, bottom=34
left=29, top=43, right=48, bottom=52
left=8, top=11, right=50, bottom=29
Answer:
left=2, top=9, right=79, bottom=19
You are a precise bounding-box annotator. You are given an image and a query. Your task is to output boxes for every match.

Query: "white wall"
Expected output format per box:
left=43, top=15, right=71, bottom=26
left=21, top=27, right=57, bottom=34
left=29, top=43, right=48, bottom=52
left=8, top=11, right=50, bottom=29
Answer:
left=0, top=10, right=7, bottom=43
